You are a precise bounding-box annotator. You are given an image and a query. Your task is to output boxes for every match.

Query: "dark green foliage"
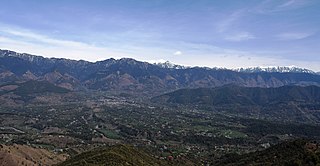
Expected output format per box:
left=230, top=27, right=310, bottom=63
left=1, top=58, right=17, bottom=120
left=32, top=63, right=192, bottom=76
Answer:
left=244, top=120, right=320, bottom=137
left=153, top=85, right=320, bottom=106
left=0, top=80, right=70, bottom=102
left=13, top=80, right=70, bottom=95
left=58, top=144, right=168, bottom=166
left=0, top=80, right=70, bottom=96
left=214, top=140, right=320, bottom=166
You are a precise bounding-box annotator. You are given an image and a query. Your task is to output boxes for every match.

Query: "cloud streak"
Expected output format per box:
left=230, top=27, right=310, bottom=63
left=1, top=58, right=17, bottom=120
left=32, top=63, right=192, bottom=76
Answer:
left=254, top=0, right=312, bottom=14
left=215, top=10, right=245, bottom=33
left=0, top=26, right=129, bottom=61
left=276, top=32, right=313, bottom=40
left=224, top=32, right=255, bottom=42
left=278, top=0, right=310, bottom=9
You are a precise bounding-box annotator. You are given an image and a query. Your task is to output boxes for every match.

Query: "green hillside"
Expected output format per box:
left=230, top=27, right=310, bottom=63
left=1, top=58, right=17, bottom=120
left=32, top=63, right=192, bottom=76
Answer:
left=153, top=85, right=320, bottom=106
left=215, top=140, right=320, bottom=166
left=58, top=145, right=169, bottom=166
left=0, top=80, right=70, bottom=95
left=13, top=80, right=70, bottom=95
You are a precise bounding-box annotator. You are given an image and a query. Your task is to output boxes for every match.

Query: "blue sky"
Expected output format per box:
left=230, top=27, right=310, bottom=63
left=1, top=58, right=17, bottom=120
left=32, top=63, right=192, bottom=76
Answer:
left=0, top=0, right=319, bottom=71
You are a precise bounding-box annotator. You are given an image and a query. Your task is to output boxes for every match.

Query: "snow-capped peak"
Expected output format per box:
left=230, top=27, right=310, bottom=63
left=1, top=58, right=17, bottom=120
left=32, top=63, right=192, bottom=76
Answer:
left=235, top=66, right=315, bottom=74
left=154, top=60, right=187, bottom=69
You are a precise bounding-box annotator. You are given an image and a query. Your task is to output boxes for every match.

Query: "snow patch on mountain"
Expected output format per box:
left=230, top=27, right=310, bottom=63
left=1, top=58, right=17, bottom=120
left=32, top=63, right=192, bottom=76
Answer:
left=235, top=66, right=315, bottom=74
left=153, top=60, right=188, bottom=69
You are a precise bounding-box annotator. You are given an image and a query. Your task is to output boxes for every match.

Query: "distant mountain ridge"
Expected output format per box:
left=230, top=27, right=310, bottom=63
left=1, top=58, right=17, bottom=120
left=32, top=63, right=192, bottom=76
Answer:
left=1, top=49, right=320, bottom=95
left=1, top=49, right=317, bottom=74
left=235, top=66, right=316, bottom=74
left=153, top=60, right=317, bottom=74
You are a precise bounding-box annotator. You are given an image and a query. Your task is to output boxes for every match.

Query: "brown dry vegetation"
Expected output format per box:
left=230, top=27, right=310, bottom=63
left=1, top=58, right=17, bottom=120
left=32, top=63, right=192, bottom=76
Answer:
left=0, top=144, right=67, bottom=166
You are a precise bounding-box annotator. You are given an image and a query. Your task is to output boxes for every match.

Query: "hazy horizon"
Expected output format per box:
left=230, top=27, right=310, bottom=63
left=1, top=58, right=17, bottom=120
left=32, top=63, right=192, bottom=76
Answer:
left=0, top=0, right=319, bottom=70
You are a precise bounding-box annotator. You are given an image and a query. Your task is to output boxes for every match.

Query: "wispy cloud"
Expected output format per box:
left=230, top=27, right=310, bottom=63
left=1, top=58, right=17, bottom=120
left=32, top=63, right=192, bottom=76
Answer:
left=0, top=26, right=130, bottom=61
left=215, top=9, right=256, bottom=43
left=2, top=28, right=99, bottom=49
left=216, top=10, right=245, bottom=33
left=224, top=32, right=255, bottom=42
left=276, top=32, right=313, bottom=40
left=254, top=0, right=312, bottom=14
left=278, top=0, right=309, bottom=9
left=1, top=28, right=319, bottom=71
left=173, top=51, right=182, bottom=55
left=0, top=24, right=185, bottom=63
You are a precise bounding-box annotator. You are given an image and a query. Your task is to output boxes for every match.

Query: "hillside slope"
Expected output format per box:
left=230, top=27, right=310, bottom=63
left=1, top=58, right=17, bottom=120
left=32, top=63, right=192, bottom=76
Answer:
left=58, top=145, right=168, bottom=166
left=0, top=144, right=67, bottom=166
left=214, top=140, right=320, bottom=166
left=153, top=85, right=320, bottom=106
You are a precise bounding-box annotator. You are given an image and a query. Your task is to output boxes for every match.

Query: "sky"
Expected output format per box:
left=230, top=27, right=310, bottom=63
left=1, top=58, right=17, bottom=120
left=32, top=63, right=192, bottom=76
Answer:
left=0, top=0, right=319, bottom=71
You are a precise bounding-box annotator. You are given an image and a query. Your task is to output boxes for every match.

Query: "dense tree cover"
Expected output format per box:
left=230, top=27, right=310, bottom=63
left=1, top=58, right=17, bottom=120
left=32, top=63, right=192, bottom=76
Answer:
left=154, top=85, right=320, bottom=106
left=214, top=140, right=320, bottom=166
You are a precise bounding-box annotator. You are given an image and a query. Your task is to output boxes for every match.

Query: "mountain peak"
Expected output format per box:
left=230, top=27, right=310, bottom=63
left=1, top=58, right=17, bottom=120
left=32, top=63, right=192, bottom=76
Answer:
left=154, top=60, right=187, bottom=69
left=235, top=66, right=316, bottom=74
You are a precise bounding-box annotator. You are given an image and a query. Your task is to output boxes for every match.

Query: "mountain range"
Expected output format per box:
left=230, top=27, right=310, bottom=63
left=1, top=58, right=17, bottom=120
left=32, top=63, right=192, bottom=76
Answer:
left=235, top=66, right=316, bottom=74
left=1, top=49, right=320, bottom=96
